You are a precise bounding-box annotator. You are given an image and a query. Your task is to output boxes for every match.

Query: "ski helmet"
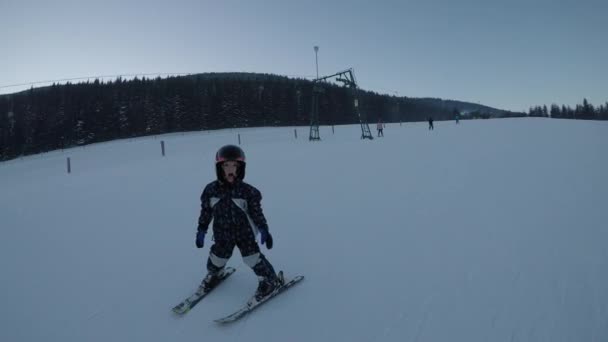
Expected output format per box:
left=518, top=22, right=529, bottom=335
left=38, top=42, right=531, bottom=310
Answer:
left=215, top=145, right=246, bottom=181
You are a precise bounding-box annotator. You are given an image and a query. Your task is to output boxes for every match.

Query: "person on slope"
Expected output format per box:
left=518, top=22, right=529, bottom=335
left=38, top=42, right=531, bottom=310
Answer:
left=377, top=119, right=385, bottom=137
left=195, top=145, right=283, bottom=301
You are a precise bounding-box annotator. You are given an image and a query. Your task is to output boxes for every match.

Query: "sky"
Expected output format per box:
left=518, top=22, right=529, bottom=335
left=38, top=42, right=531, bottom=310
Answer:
left=1, top=119, right=607, bottom=341
left=1, top=0, right=606, bottom=112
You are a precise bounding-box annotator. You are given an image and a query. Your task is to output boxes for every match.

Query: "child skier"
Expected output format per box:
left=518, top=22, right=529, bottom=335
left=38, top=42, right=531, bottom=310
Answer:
left=195, top=145, right=283, bottom=301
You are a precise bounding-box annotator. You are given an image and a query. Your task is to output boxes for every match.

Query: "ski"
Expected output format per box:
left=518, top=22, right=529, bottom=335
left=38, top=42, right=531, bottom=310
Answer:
left=214, top=274, right=304, bottom=324
left=172, top=267, right=236, bottom=315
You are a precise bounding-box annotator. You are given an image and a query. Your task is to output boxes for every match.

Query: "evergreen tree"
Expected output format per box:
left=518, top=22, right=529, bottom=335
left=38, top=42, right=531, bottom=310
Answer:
left=22, top=90, right=39, bottom=154
left=550, top=104, right=561, bottom=118
left=0, top=98, right=9, bottom=159
left=582, top=98, right=594, bottom=119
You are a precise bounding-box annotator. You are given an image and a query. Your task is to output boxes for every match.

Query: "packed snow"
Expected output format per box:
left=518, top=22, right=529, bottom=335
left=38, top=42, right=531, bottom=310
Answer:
left=1, top=118, right=607, bottom=342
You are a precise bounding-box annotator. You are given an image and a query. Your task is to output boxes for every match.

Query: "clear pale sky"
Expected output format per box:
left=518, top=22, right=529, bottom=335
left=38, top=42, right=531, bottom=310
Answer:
left=1, top=0, right=606, bottom=112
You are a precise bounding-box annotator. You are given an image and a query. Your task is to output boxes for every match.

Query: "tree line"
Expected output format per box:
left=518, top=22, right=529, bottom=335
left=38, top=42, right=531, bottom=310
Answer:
left=0, top=72, right=519, bottom=161
left=528, top=98, right=608, bottom=120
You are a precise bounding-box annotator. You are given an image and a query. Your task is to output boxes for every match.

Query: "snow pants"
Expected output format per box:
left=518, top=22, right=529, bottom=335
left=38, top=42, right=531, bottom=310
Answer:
left=206, top=224, right=276, bottom=280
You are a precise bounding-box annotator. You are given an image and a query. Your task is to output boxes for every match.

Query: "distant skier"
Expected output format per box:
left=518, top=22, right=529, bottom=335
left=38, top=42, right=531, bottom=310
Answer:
left=453, top=108, right=460, bottom=124
left=377, top=120, right=385, bottom=137
left=428, top=117, right=434, bottom=130
left=195, top=145, right=283, bottom=301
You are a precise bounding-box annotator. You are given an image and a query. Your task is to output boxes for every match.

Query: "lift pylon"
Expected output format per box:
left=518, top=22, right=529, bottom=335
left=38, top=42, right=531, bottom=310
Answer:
left=309, top=68, right=373, bottom=141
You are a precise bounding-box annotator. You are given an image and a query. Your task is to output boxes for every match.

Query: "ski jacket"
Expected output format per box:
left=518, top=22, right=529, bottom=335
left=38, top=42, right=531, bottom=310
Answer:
left=197, top=180, right=269, bottom=237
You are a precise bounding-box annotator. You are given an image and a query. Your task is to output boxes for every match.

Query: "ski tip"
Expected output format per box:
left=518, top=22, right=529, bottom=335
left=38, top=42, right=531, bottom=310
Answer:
left=287, top=275, right=305, bottom=283
left=214, top=313, right=243, bottom=324
left=172, top=307, right=189, bottom=316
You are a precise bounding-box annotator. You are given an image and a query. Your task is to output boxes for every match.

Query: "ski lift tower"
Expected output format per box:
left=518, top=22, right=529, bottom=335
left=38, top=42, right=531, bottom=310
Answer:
left=309, top=83, right=323, bottom=141
left=308, top=68, right=373, bottom=140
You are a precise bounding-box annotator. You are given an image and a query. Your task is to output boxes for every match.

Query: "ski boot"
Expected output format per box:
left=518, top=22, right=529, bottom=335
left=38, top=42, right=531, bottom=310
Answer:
left=198, top=270, right=223, bottom=294
left=254, top=271, right=284, bottom=301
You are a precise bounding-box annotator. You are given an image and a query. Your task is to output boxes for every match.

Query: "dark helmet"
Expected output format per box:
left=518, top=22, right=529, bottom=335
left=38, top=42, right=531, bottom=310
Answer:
left=215, top=145, right=246, bottom=181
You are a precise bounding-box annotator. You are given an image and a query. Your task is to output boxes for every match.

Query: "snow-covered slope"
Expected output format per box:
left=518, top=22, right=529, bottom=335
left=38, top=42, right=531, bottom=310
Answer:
left=1, top=118, right=607, bottom=342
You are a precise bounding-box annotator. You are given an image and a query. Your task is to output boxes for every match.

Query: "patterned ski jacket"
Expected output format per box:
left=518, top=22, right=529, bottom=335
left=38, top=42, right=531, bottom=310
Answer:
left=197, top=180, right=269, bottom=237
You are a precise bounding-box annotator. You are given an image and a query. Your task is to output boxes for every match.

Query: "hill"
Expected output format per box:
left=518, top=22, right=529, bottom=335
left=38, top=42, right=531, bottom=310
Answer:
left=0, top=72, right=524, bottom=161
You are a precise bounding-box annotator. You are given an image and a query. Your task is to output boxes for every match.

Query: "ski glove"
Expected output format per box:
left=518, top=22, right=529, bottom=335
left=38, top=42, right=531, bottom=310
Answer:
left=259, top=227, right=273, bottom=250
left=195, top=230, right=206, bottom=248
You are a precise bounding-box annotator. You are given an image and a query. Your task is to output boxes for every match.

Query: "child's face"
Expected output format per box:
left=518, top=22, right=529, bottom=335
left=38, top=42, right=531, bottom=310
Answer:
left=221, top=161, right=239, bottom=183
